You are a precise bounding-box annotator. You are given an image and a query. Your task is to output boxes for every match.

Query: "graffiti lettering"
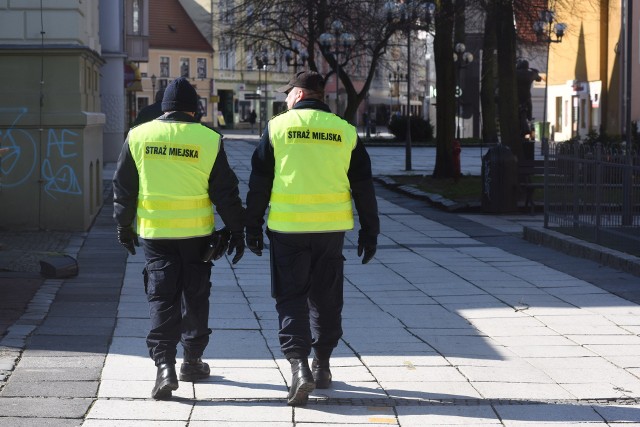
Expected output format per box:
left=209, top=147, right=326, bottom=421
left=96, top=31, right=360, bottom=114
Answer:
left=0, top=107, right=83, bottom=199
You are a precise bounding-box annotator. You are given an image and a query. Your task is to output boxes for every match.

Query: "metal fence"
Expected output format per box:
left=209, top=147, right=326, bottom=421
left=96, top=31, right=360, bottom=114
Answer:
left=544, top=142, right=640, bottom=256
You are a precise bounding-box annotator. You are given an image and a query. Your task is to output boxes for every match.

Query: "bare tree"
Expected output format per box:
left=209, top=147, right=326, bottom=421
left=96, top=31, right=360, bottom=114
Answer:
left=221, top=0, right=410, bottom=124
left=431, top=1, right=457, bottom=178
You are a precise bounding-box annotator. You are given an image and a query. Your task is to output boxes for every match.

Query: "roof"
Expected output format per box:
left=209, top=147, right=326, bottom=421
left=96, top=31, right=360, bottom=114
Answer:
left=149, top=0, right=213, bottom=52
left=515, top=0, right=547, bottom=45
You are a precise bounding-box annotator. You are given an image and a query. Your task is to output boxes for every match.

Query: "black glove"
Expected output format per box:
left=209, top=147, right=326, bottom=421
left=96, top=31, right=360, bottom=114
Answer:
left=357, top=230, right=377, bottom=264
left=246, top=229, right=264, bottom=256
left=202, top=227, right=231, bottom=262
left=227, top=230, right=245, bottom=264
left=117, top=225, right=139, bottom=255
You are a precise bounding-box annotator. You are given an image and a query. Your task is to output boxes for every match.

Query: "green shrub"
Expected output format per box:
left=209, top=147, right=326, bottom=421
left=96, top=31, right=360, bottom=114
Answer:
left=388, top=115, right=433, bottom=142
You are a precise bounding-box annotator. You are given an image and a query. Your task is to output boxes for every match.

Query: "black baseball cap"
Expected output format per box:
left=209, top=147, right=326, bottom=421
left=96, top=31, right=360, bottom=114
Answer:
left=276, top=70, right=325, bottom=93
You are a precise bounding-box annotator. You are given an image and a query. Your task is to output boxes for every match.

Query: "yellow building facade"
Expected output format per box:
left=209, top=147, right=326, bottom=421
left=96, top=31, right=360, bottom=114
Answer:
left=546, top=1, right=637, bottom=141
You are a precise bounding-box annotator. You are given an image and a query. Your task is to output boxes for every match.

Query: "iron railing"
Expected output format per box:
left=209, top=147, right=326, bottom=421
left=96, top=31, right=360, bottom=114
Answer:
left=544, top=141, right=640, bottom=256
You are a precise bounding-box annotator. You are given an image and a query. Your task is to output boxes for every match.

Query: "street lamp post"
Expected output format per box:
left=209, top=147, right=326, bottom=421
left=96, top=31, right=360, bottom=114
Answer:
left=388, top=65, right=407, bottom=115
left=453, top=43, right=474, bottom=140
left=255, top=48, right=277, bottom=135
left=385, top=0, right=435, bottom=171
left=533, top=10, right=566, bottom=153
left=285, top=40, right=308, bottom=73
left=534, top=9, right=566, bottom=227
left=150, top=74, right=157, bottom=98
left=319, top=20, right=355, bottom=115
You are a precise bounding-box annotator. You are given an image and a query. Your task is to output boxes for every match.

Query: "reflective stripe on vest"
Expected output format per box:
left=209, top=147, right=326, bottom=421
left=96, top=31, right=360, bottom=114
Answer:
left=267, top=109, right=356, bottom=232
left=128, top=121, right=219, bottom=238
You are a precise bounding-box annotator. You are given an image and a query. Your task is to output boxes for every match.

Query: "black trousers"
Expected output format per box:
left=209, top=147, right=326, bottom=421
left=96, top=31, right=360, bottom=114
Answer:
left=142, top=237, right=211, bottom=366
left=270, top=231, right=345, bottom=360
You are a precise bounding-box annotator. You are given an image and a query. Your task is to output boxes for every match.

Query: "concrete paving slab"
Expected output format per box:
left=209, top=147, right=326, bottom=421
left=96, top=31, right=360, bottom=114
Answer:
left=380, top=380, right=483, bottom=400
left=396, top=404, right=501, bottom=425
left=295, top=405, right=397, bottom=424
left=190, top=423, right=291, bottom=427
left=0, top=396, right=92, bottom=418
left=194, top=381, right=284, bottom=399
left=495, top=403, right=604, bottom=425
left=472, top=381, right=577, bottom=400
left=368, top=366, right=469, bottom=383
left=1, top=379, right=98, bottom=397
left=83, top=422, right=185, bottom=427
left=0, top=418, right=82, bottom=427
left=86, top=399, right=192, bottom=421
left=190, top=401, right=291, bottom=421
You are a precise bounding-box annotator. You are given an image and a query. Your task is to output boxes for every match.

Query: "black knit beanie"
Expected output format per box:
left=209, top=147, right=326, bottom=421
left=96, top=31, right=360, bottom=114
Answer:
left=161, top=77, right=199, bottom=112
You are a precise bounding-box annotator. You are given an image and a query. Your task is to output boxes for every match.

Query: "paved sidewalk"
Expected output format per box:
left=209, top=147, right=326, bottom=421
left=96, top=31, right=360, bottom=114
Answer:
left=1, top=134, right=640, bottom=425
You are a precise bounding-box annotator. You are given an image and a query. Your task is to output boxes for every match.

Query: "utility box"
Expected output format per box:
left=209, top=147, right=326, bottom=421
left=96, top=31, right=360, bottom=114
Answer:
left=481, top=145, right=518, bottom=213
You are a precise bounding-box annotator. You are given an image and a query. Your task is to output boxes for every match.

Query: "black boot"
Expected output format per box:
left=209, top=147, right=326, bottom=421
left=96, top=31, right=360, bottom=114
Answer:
left=287, top=358, right=315, bottom=406
left=179, top=357, right=210, bottom=382
left=151, top=363, right=179, bottom=400
left=311, top=357, right=332, bottom=389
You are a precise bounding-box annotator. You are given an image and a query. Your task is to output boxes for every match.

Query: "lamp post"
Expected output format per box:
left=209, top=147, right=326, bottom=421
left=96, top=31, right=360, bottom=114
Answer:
left=150, top=74, right=157, bottom=98
left=319, top=20, right=355, bottom=115
left=533, top=10, right=566, bottom=153
left=453, top=43, right=474, bottom=140
left=384, top=0, right=435, bottom=171
left=388, top=65, right=407, bottom=115
left=255, top=48, right=277, bottom=135
left=285, top=40, right=308, bottom=73
left=533, top=9, right=566, bottom=227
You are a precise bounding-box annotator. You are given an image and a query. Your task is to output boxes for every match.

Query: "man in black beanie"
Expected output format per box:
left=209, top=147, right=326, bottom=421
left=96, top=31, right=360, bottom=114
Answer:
left=113, top=76, right=246, bottom=399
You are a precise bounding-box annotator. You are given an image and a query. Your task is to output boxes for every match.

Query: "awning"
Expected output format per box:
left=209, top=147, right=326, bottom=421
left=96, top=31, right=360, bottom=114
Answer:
left=125, top=62, right=142, bottom=92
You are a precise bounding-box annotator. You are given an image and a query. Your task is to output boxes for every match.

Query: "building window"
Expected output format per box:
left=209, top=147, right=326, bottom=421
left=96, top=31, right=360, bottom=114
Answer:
left=219, top=37, right=235, bottom=70
left=180, top=58, right=190, bottom=78
left=555, top=97, right=562, bottom=133
left=220, top=0, right=235, bottom=24
left=132, top=0, right=141, bottom=35
left=197, top=58, right=207, bottom=78
left=160, top=57, right=170, bottom=77
left=159, top=79, right=168, bottom=91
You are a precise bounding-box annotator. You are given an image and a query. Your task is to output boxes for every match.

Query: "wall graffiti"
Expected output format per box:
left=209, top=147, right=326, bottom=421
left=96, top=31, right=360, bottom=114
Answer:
left=0, top=107, right=83, bottom=199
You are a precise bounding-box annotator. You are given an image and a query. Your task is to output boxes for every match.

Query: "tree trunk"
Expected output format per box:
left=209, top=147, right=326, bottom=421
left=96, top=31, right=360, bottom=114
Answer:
left=480, top=6, right=498, bottom=144
left=432, top=1, right=456, bottom=178
left=495, top=0, right=521, bottom=160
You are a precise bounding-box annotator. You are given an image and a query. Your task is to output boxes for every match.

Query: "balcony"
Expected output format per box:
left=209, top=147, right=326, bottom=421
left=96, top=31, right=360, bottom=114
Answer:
left=126, top=34, right=149, bottom=62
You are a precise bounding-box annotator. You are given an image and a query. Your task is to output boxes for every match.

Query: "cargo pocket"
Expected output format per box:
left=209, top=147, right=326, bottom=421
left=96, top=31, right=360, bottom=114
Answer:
left=144, top=259, right=178, bottom=298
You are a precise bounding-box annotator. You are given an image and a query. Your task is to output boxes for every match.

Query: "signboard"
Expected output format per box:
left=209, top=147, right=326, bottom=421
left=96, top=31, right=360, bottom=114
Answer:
left=245, top=93, right=261, bottom=100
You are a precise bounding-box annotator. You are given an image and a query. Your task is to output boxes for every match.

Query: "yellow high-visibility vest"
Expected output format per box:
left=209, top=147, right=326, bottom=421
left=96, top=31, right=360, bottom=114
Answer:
left=267, top=109, right=357, bottom=232
left=128, top=121, right=220, bottom=238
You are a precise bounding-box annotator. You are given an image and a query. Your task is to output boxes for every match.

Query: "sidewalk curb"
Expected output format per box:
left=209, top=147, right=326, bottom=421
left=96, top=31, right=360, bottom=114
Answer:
left=0, top=233, right=86, bottom=393
left=375, top=175, right=640, bottom=278
left=523, top=226, right=640, bottom=277
left=374, top=176, right=480, bottom=212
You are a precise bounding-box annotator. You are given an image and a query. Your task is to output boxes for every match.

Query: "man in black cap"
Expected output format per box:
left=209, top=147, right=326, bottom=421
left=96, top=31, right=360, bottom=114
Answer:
left=244, top=70, right=380, bottom=406
left=113, top=76, right=246, bottom=400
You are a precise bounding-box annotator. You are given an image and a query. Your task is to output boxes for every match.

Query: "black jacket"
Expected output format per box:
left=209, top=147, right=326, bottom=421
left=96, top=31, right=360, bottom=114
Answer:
left=132, top=102, right=163, bottom=127
left=245, top=99, right=380, bottom=238
left=113, top=111, right=244, bottom=234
